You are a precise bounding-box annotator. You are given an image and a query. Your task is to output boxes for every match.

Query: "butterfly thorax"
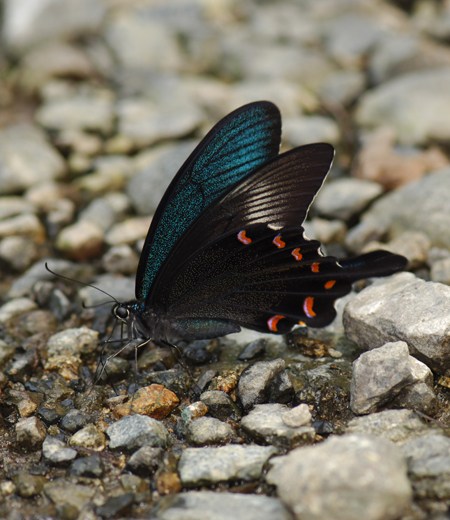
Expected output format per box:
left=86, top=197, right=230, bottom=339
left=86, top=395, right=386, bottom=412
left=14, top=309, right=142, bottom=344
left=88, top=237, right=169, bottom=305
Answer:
left=112, top=300, right=171, bottom=342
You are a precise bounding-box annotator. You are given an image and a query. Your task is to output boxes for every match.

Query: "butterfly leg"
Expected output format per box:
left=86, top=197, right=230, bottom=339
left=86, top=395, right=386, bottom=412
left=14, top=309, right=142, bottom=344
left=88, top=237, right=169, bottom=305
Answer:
left=160, top=339, right=202, bottom=397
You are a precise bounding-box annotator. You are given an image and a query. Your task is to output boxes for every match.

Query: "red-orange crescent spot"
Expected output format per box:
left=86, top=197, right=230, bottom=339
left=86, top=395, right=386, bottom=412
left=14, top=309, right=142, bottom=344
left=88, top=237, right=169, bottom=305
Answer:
left=267, top=314, right=285, bottom=332
left=273, top=234, right=285, bottom=248
left=325, top=280, right=336, bottom=290
left=303, top=297, right=316, bottom=318
left=311, top=262, right=320, bottom=273
left=237, top=230, right=251, bottom=245
left=292, top=248, right=302, bottom=261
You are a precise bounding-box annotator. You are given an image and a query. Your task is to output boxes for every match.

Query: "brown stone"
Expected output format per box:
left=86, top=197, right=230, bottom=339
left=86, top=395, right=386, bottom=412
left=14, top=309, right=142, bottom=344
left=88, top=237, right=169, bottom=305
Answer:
left=113, top=384, right=179, bottom=419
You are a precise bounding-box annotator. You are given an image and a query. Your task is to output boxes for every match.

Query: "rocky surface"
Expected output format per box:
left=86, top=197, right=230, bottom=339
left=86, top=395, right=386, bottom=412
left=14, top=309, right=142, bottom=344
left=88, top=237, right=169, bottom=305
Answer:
left=1, top=1, right=450, bottom=519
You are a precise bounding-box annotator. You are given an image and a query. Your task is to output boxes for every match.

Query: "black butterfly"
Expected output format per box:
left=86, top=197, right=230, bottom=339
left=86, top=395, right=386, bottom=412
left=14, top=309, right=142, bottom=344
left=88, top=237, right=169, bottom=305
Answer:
left=110, top=101, right=406, bottom=352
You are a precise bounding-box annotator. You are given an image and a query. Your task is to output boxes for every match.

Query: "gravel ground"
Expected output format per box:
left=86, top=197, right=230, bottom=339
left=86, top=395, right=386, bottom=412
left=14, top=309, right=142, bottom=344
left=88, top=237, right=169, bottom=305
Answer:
left=2, top=0, right=450, bottom=519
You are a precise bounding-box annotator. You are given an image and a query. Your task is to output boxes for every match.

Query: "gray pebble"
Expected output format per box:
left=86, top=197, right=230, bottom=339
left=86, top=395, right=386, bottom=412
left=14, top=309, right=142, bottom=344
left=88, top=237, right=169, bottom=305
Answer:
left=102, top=244, right=139, bottom=275
left=42, top=436, right=77, bottom=466
left=60, top=409, right=91, bottom=433
left=36, top=91, right=115, bottom=133
left=186, top=417, right=234, bottom=446
left=241, top=403, right=315, bottom=450
left=46, top=326, right=98, bottom=359
left=15, top=417, right=47, bottom=450
left=126, top=446, right=163, bottom=477
left=0, top=297, right=37, bottom=324
left=344, top=272, right=450, bottom=375
left=196, top=369, right=218, bottom=393
left=345, top=409, right=437, bottom=444
left=0, top=123, right=65, bottom=195
left=116, top=98, right=204, bottom=149
left=238, top=358, right=286, bottom=411
left=180, top=401, right=208, bottom=426
left=127, top=141, right=197, bottom=216
left=430, top=256, right=450, bottom=285
left=0, top=236, right=38, bottom=272
left=356, top=68, right=450, bottom=145
left=238, top=339, right=266, bottom=361
left=43, top=479, right=98, bottom=512
left=314, top=178, right=383, bottom=221
left=281, top=403, right=311, bottom=428
left=157, top=491, right=293, bottom=520
left=268, top=434, right=412, bottom=520
left=200, top=390, right=239, bottom=421
left=345, top=168, right=450, bottom=252
left=106, top=414, right=171, bottom=452
left=282, top=115, right=340, bottom=147
left=68, top=454, right=105, bottom=478
left=268, top=371, right=294, bottom=404
left=350, top=341, right=424, bottom=414
left=179, top=444, right=278, bottom=487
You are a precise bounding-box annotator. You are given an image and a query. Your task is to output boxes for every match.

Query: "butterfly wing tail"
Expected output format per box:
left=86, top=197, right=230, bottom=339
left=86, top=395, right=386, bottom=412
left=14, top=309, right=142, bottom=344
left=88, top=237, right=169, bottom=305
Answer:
left=339, top=250, right=408, bottom=281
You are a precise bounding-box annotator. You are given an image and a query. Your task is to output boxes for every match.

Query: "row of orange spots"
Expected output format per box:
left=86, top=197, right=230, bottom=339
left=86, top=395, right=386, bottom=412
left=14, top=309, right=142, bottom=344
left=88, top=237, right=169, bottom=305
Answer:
left=267, top=296, right=317, bottom=331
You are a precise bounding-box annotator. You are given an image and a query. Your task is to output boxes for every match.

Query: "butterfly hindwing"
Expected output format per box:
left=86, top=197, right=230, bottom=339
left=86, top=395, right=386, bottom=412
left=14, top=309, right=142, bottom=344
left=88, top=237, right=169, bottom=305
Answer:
left=136, top=101, right=282, bottom=300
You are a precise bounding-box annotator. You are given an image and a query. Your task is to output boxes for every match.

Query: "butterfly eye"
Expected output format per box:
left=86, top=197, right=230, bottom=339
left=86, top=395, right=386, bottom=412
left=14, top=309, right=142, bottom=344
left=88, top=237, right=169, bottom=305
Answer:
left=114, top=306, right=129, bottom=320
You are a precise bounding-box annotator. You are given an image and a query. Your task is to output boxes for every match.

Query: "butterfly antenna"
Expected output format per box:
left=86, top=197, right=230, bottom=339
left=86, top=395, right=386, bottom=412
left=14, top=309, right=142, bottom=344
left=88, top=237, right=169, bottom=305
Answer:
left=45, top=262, right=119, bottom=304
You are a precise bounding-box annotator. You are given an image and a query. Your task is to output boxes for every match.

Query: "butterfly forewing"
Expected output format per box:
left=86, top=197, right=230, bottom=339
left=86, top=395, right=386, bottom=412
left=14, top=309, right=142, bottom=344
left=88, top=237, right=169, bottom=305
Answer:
left=136, top=101, right=282, bottom=300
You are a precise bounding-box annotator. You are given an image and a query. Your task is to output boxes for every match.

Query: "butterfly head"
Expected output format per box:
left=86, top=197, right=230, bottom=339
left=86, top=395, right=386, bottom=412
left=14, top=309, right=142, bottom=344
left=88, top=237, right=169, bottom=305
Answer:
left=112, top=303, right=131, bottom=324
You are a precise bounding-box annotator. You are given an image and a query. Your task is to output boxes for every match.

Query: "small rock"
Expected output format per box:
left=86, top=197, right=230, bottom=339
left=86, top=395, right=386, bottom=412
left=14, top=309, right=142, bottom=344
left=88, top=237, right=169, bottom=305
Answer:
left=113, top=384, right=179, bottom=419
left=346, top=166, right=450, bottom=253
left=345, top=409, right=437, bottom=444
left=0, top=123, right=66, bottom=195
left=42, top=436, right=77, bottom=466
left=238, top=359, right=286, bottom=411
left=156, top=473, right=182, bottom=495
left=106, top=414, right=171, bottom=452
left=0, top=339, right=15, bottom=369
left=5, top=351, right=39, bottom=383
left=44, top=479, right=98, bottom=512
left=68, top=454, right=105, bottom=478
left=36, top=91, right=115, bottom=133
left=126, top=446, right=163, bottom=477
left=179, top=444, right=278, bottom=487
left=281, top=404, right=312, bottom=428
left=46, top=326, right=98, bottom=359
left=56, top=220, right=104, bottom=260
left=0, top=297, right=37, bottom=324
left=343, top=273, right=450, bottom=375
left=12, top=472, right=45, bottom=498
left=391, top=381, right=439, bottom=416
left=238, top=339, right=267, bottom=361
left=356, top=67, right=450, bottom=145
left=3, top=388, right=42, bottom=417
left=364, top=231, right=430, bottom=270
left=146, top=369, right=190, bottom=397
left=350, top=341, right=418, bottom=414
left=69, top=424, right=106, bottom=451
left=186, top=417, right=234, bottom=446
left=15, top=416, right=47, bottom=450
left=200, top=390, right=239, bottom=421
left=268, top=434, right=412, bottom=520
left=180, top=401, right=208, bottom=425
left=157, top=491, right=293, bottom=520
left=268, top=371, right=295, bottom=404
left=95, top=493, right=134, bottom=518
left=21, top=309, right=57, bottom=335
left=116, top=98, right=203, bottom=148
left=196, top=369, right=218, bottom=393
left=102, top=244, right=139, bottom=274
left=430, top=256, right=450, bottom=285
left=38, top=403, right=68, bottom=425
left=241, top=403, right=315, bottom=449
left=105, top=216, right=152, bottom=246
left=314, top=178, right=383, bottom=221
left=282, top=115, right=340, bottom=147
left=0, top=236, right=38, bottom=271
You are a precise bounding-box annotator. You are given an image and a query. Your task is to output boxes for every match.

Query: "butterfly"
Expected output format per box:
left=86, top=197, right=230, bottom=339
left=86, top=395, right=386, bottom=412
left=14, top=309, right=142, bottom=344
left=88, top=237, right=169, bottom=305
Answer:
left=110, top=101, right=407, bottom=353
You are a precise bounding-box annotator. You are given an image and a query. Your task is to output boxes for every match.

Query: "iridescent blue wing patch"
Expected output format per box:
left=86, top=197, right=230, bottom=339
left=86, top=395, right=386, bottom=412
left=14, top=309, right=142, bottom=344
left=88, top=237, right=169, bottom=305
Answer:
left=136, top=101, right=281, bottom=300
